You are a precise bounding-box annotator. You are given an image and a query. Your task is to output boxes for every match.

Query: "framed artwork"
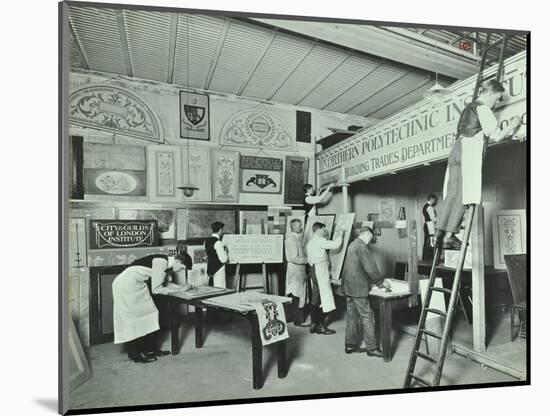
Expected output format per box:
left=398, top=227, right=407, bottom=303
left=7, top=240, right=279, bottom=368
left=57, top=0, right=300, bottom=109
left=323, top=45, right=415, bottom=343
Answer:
left=492, top=209, right=527, bottom=269
left=239, top=210, right=268, bottom=234
left=60, top=2, right=529, bottom=413
left=178, top=208, right=237, bottom=240
left=267, top=206, right=293, bottom=235
left=181, top=147, right=211, bottom=202
left=180, top=91, right=210, bottom=141
left=379, top=198, right=397, bottom=222
left=284, top=156, right=309, bottom=204
left=147, top=145, right=182, bottom=203
left=82, top=143, right=147, bottom=197
left=240, top=155, right=283, bottom=194
left=211, top=149, right=240, bottom=203
left=118, top=208, right=176, bottom=240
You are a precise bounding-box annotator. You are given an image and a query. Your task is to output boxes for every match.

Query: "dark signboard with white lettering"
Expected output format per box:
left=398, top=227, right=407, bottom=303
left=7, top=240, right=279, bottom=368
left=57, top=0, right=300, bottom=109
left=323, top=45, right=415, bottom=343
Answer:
left=89, top=220, right=159, bottom=249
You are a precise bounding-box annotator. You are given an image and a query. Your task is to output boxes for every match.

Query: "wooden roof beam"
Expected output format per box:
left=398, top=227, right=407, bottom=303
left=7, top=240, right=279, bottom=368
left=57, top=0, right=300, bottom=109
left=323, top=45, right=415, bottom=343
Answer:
left=250, top=18, right=478, bottom=79
left=115, top=9, right=133, bottom=78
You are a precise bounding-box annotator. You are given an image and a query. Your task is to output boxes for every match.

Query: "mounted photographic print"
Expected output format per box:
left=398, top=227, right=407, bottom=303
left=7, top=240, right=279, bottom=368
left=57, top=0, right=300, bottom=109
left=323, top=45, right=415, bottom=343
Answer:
left=211, top=149, right=240, bottom=203
left=180, top=91, right=210, bottom=141
left=60, top=2, right=529, bottom=415
left=240, top=155, right=283, bottom=194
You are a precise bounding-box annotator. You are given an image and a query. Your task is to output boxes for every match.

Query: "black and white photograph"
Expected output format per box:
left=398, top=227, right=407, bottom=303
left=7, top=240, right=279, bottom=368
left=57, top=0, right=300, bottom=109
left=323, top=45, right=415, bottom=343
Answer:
left=52, top=0, right=535, bottom=414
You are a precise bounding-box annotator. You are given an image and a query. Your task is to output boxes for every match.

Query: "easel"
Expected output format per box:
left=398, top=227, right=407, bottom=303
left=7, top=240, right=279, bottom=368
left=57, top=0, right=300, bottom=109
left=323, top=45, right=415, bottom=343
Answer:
left=235, top=218, right=270, bottom=293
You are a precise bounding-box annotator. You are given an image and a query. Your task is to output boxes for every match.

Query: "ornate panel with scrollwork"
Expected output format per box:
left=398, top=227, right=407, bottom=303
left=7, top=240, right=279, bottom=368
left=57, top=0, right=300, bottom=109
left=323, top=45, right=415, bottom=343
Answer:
left=220, top=110, right=295, bottom=151
left=492, top=209, right=527, bottom=269
left=69, top=85, right=163, bottom=143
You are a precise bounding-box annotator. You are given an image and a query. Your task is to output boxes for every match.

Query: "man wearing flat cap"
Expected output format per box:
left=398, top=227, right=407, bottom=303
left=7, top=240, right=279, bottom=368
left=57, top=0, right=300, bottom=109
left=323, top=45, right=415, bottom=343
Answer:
left=204, top=221, right=229, bottom=288
left=341, top=225, right=391, bottom=357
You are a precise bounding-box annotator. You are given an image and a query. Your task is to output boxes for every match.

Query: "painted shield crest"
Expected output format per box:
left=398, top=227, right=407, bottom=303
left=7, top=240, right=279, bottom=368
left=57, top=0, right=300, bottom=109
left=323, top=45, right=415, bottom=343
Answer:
left=184, top=105, right=205, bottom=126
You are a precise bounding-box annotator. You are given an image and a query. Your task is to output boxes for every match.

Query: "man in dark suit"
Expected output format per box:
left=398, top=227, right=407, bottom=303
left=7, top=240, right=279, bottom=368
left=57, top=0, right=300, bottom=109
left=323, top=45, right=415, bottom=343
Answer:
left=341, top=225, right=391, bottom=357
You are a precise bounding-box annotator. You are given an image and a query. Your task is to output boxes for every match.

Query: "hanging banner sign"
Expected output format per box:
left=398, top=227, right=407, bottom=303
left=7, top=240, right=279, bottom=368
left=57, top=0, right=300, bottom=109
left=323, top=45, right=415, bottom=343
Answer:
left=317, top=52, right=527, bottom=185
left=89, top=220, right=159, bottom=249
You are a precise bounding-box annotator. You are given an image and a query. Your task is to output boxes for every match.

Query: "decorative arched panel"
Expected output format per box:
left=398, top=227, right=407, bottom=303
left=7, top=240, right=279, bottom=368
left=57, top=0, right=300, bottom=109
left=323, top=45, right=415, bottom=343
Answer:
left=69, top=85, right=164, bottom=143
left=220, top=110, right=296, bottom=151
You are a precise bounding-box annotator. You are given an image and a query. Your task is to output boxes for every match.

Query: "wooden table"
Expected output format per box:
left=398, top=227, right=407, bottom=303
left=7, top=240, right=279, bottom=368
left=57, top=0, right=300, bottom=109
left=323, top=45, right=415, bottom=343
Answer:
left=165, top=289, right=291, bottom=390
left=163, top=286, right=236, bottom=354
left=369, top=279, right=418, bottom=362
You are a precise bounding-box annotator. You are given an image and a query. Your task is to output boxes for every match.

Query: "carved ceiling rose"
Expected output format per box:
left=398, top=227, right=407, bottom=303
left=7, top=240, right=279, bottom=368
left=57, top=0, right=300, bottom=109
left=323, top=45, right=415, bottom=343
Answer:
left=69, top=85, right=164, bottom=143
left=221, top=110, right=295, bottom=150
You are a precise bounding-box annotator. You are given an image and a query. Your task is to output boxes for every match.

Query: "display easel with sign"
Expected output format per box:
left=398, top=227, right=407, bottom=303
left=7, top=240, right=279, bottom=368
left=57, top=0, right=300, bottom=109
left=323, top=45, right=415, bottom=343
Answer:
left=224, top=227, right=284, bottom=294
left=235, top=219, right=268, bottom=293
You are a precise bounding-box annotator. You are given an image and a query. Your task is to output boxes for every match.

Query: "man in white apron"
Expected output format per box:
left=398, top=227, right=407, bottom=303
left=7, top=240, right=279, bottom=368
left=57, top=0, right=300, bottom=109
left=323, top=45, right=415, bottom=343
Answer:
left=435, top=80, right=521, bottom=250
left=285, top=218, right=309, bottom=326
left=306, top=222, right=343, bottom=334
left=112, top=254, right=192, bottom=363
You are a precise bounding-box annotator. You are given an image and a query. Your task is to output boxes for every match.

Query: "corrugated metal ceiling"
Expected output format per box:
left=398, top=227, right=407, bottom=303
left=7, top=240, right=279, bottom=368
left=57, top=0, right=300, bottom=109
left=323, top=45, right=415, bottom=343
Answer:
left=68, top=5, right=526, bottom=121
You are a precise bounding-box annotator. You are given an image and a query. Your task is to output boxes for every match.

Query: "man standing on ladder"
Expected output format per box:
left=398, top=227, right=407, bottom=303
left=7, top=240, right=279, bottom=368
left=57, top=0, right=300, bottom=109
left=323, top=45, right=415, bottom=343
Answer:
left=435, top=79, right=522, bottom=250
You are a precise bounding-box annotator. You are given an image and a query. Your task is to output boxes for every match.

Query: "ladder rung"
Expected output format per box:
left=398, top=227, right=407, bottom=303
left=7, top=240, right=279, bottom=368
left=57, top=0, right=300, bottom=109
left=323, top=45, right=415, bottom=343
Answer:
left=430, top=286, right=452, bottom=295
left=425, top=308, right=447, bottom=317
left=410, top=374, right=432, bottom=387
left=415, top=350, right=437, bottom=363
left=421, top=329, right=442, bottom=340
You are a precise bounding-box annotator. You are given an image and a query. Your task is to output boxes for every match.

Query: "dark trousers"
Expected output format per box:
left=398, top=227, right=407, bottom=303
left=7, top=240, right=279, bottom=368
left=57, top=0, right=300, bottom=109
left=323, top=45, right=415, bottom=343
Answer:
left=310, top=265, right=321, bottom=307
left=345, top=296, right=377, bottom=351
left=126, top=331, right=158, bottom=359
left=289, top=295, right=305, bottom=325
left=437, top=141, right=467, bottom=234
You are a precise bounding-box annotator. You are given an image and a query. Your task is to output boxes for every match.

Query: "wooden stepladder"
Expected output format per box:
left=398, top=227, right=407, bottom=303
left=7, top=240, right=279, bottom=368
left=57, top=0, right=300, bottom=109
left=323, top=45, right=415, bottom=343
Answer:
left=404, top=32, right=510, bottom=388
left=403, top=204, right=476, bottom=388
left=235, top=218, right=269, bottom=293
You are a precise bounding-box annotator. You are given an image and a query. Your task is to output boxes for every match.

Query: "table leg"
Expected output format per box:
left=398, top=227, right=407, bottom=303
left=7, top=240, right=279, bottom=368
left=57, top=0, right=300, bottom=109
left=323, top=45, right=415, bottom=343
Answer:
left=170, top=300, right=181, bottom=355
left=249, top=315, right=263, bottom=389
left=195, top=306, right=204, bottom=348
left=277, top=340, right=287, bottom=378
left=379, top=299, right=392, bottom=362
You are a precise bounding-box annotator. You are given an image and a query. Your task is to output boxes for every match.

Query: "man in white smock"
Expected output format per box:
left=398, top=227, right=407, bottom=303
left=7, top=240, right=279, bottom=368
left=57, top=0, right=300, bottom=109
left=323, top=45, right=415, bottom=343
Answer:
left=435, top=79, right=522, bottom=249
left=285, top=218, right=309, bottom=327
left=306, top=222, right=343, bottom=335
left=112, top=253, right=193, bottom=363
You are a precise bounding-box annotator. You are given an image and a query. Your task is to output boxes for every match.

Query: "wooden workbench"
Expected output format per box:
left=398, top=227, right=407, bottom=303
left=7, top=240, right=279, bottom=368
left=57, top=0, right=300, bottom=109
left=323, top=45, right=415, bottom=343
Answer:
left=369, top=279, right=418, bottom=362
left=164, top=290, right=291, bottom=390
